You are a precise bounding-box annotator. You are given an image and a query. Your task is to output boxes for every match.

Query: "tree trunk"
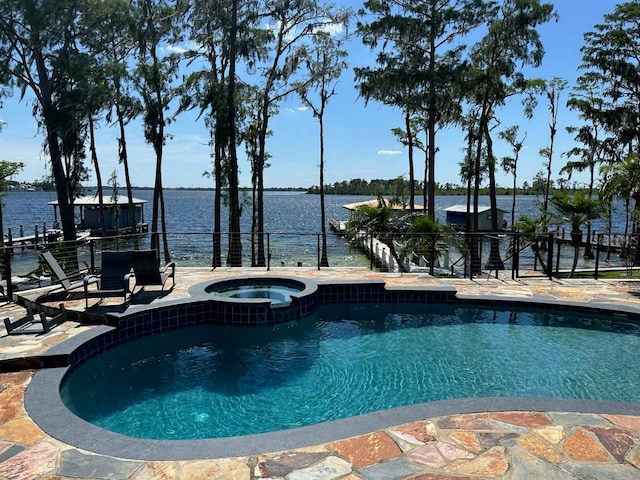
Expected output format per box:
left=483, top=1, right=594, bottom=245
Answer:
left=423, top=127, right=428, bottom=215
left=427, top=21, right=436, bottom=220
left=569, top=229, right=582, bottom=277
left=256, top=168, right=266, bottom=267
left=470, top=108, right=486, bottom=276
left=483, top=122, right=505, bottom=271
left=212, top=121, right=224, bottom=268
left=226, top=0, right=242, bottom=266
left=88, top=116, right=107, bottom=236
left=530, top=241, right=549, bottom=275
left=251, top=165, right=258, bottom=266
left=35, top=48, right=75, bottom=243
left=319, top=110, right=329, bottom=267
left=160, top=187, right=170, bottom=264
left=116, top=104, right=137, bottom=237
left=632, top=194, right=640, bottom=266
left=511, top=166, right=516, bottom=228
left=405, top=111, right=415, bottom=213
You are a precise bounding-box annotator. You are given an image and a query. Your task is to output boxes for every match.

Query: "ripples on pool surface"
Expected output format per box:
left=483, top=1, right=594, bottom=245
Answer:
left=60, top=303, right=640, bottom=440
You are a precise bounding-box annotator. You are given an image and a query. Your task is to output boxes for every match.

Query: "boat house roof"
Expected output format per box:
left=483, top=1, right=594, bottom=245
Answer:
left=444, top=204, right=506, bottom=214
left=342, top=198, right=425, bottom=211
left=49, top=195, right=146, bottom=207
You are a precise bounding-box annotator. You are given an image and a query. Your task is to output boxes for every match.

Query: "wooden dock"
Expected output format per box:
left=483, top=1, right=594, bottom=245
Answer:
left=4, top=224, right=62, bottom=250
left=329, top=218, right=347, bottom=236
left=554, top=231, right=632, bottom=253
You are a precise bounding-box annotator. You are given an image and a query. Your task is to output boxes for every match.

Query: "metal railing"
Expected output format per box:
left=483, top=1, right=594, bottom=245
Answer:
left=1, top=230, right=638, bottom=298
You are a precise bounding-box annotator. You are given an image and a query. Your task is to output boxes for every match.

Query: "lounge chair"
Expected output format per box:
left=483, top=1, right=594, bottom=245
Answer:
left=40, top=250, right=97, bottom=294
left=84, top=251, right=133, bottom=309
left=4, top=304, right=67, bottom=335
left=131, top=249, right=175, bottom=296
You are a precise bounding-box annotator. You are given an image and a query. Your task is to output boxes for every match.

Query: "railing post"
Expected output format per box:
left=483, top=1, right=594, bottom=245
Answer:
left=463, top=232, right=468, bottom=279
left=429, top=233, right=436, bottom=277
left=4, top=246, right=12, bottom=301
left=89, top=239, right=96, bottom=273
left=369, top=235, right=374, bottom=271
left=266, top=233, right=270, bottom=271
left=547, top=232, right=554, bottom=280
left=317, top=233, right=321, bottom=270
left=512, top=232, right=519, bottom=280
left=594, top=233, right=601, bottom=280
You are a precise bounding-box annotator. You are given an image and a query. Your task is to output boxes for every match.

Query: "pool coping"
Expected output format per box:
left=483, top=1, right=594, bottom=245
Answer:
left=24, top=286, right=640, bottom=461
left=187, top=274, right=317, bottom=303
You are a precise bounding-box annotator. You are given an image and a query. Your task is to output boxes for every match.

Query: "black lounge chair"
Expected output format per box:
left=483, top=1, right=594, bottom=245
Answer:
left=84, top=251, right=133, bottom=309
left=40, top=250, right=97, bottom=294
left=131, top=249, right=175, bottom=296
left=4, top=304, right=67, bottom=335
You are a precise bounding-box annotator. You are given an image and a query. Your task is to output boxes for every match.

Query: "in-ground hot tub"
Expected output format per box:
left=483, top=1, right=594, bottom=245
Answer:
left=188, top=276, right=318, bottom=325
left=205, top=276, right=306, bottom=304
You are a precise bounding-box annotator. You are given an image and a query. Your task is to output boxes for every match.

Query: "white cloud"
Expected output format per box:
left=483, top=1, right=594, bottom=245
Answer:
left=314, top=22, right=344, bottom=36
left=294, top=106, right=309, bottom=112
left=163, top=41, right=201, bottom=55
left=164, top=44, right=188, bottom=55
left=377, top=149, right=402, bottom=155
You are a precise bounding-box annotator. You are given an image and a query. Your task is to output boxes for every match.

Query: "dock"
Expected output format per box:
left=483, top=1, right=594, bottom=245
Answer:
left=329, top=217, right=347, bottom=236
left=4, top=224, right=62, bottom=250
left=350, top=233, right=403, bottom=273
left=555, top=230, right=630, bottom=253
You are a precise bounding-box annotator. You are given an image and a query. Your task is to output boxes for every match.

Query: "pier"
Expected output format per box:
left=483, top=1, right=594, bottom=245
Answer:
left=329, top=217, right=347, bottom=236
left=3, top=224, right=61, bottom=250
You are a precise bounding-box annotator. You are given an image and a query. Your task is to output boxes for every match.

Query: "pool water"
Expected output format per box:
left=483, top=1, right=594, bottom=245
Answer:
left=60, top=303, right=640, bottom=440
left=207, top=280, right=304, bottom=305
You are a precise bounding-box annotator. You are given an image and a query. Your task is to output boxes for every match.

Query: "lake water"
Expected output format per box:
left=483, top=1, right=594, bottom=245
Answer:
left=0, top=189, right=632, bottom=274
left=5, top=189, right=628, bottom=233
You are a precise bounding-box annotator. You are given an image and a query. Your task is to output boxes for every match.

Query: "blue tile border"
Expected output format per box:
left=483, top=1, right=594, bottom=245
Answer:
left=38, top=277, right=640, bottom=377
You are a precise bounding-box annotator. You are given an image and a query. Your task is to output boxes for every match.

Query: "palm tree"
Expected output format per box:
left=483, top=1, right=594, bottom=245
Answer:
left=398, top=216, right=466, bottom=276
left=345, top=198, right=407, bottom=272
left=549, top=191, right=603, bottom=277
left=600, top=152, right=640, bottom=262
left=498, top=125, right=526, bottom=229
left=515, top=214, right=551, bottom=275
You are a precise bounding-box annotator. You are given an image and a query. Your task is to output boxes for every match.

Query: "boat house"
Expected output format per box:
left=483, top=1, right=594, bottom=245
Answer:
left=445, top=205, right=507, bottom=231
left=330, top=198, right=426, bottom=235
left=49, top=194, right=148, bottom=236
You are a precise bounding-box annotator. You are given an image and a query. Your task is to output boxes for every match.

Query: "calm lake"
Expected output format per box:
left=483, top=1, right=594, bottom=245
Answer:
left=0, top=190, right=632, bottom=274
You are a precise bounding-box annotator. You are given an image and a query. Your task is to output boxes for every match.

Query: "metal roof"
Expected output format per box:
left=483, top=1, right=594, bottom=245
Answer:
left=49, top=194, right=146, bottom=206
left=444, top=204, right=506, bottom=213
left=342, top=198, right=425, bottom=211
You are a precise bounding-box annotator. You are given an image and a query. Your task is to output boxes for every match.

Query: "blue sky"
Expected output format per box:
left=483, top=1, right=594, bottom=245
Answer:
left=0, top=0, right=622, bottom=189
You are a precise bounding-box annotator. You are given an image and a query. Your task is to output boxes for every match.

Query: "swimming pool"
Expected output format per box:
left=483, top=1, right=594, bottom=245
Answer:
left=59, top=301, right=640, bottom=440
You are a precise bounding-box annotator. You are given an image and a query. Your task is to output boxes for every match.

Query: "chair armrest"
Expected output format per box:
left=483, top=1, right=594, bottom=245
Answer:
left=161, top=262, right=176, bottom=276
left=84, top=275, right=100, bottom=288
left=124, top=272, right=134, bottom=293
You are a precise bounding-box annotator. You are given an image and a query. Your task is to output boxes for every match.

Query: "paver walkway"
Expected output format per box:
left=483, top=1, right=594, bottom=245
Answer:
left=1, top=268, right=640, bottom=479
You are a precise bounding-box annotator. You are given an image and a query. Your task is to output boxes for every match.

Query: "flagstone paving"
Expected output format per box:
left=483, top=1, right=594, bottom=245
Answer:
left=1, top=268, right=640, bottom=478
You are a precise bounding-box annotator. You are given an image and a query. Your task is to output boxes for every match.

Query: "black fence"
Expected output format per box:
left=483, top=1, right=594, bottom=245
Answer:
left=1, top=229, right=638, bottom=299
